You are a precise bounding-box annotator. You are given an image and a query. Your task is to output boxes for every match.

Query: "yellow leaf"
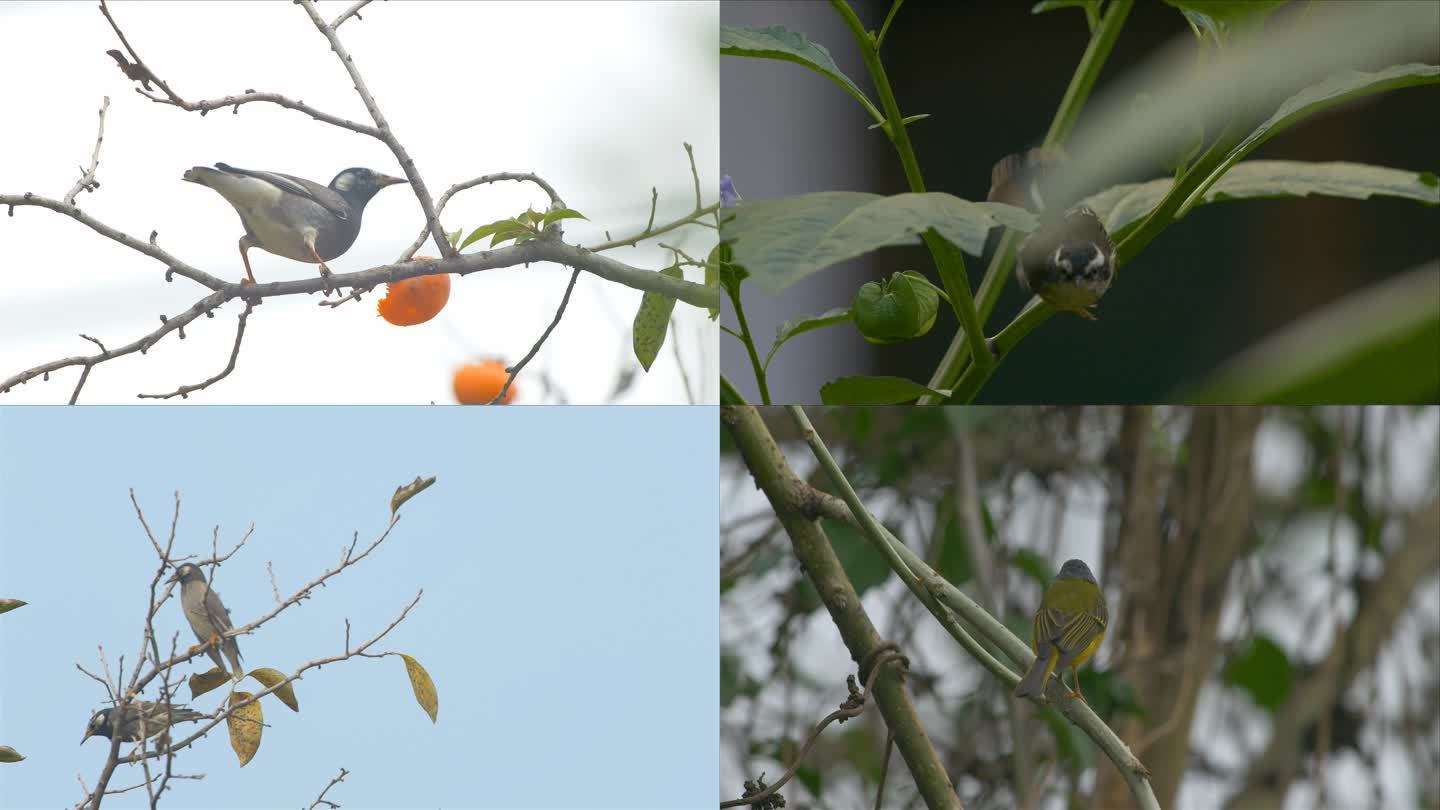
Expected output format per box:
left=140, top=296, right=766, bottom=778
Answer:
left=400, top=654, right=438, bottom=723
left=246, top=667, right=299, bottom=713
left=0, top=745, right=24, bottom=763
left=227, top=692, right=263, bottom=767
left=390, top=475, right=437, bottom=514
left=189, top=668, right=231, bottom=700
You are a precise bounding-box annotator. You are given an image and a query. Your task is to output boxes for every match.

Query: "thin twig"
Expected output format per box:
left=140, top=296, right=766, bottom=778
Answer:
left=64, top=97, right=110, bottom=205
left=396, top=171, right=564, bottom=260
left=98, top=0, right=381, bottom=136
left=309, top=767, right=350, bottom=809
left=137, top=303, right=254, bottom=399
left=330, top=0, right=376, bottom=29
left=720, top=650, right=907, bottom=808
left=293, top=0, right=451, bottom=259
left=490, top=267, right=581, bottom=404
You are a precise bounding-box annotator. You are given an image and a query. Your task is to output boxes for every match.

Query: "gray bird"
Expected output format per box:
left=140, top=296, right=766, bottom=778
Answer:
left=170, top=562, right=244, bottom=678
left=1017, top=205, right=1116, bottom=320
left=82, top=701, right=206, bottom=744
left=182, top=163, right=407, bottom=285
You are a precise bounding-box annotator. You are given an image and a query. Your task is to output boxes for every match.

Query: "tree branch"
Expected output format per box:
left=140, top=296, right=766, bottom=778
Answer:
left=491, top=267, right=581, bottom=403
left=294, top=0, right=452, bottom=260
left=64, top=96, right=110, bottom=205
left=721, top=405, right=963, bottom=810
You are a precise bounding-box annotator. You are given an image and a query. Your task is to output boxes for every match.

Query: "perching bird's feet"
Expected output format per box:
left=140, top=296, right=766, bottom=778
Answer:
left=318, top=263, right=336, bottom=296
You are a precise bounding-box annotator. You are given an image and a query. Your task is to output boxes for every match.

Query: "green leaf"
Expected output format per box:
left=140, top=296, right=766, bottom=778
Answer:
left=819, top=518, right=894, bottom=598
left=400, top=654, right=439, bottom=723
left=720, top=25, right=879, bottom=122
left=704, top=255, right=720, bottom=321
left=1225, top=635, right=1293, bottom=711
left=445, top=227, right=463, bottom=249
left=795, top=765, right=824, bottom=799
left=866, top=113, right=932, bottom=136
left=391, top=475, right=437, bottom=514
left=819, top=375, right=950, bottom=405
left=1183, top=63, right=1440, bottom=214
left=1032, top=0, right=1101, bottom=17
left=1009, top=548, right=1054, bottom=591
left=721, top=191, right=1036, bottom=294
left=763, top=307, right=852, bottom=371
left=721, top=651, right=759, bottom=707
left=189, top=667, right=232, bottom=699
left=1163, top=0, right=1286, bottom=33
left=851, top=271, right=940, bottom=344
left=1190, top=262, right=1439, bottom=403
left=247, top=667, right=299, bottom=713
left=227, top=692, right=263, bottom=767
left=1038, top=704, right=1093, bottom=770
left=0, top=598, right=25, bottom=615
left=632, top=266, right=684, bottom=371
left=1086, top=160, right=1440, bottom=233
left=541, top=208, right=588, bottom=226
left=0, top=745, right=24, bottom=763
left=711, top=241, right=746, bottom=297
left=458, top=220, right=517, bottom=251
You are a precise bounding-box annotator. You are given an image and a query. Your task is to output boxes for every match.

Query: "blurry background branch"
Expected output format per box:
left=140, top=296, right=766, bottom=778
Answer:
left=721, top=406, right=1440, bottom=809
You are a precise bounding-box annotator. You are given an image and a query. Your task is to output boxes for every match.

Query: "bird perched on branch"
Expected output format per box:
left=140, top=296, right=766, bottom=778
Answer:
left=82, top=701, right=206, bottom=744
left=183, top=163, right=407, bottom=285
left=170, top=562, right=244, bottom=679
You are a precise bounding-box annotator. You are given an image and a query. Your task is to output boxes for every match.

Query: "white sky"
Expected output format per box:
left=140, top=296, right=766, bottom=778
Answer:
left=0, top=0, right=719, bottom=404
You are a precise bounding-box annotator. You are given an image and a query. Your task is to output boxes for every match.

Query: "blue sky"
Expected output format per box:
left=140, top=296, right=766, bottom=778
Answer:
left=0, top=406, right=718, bottom=808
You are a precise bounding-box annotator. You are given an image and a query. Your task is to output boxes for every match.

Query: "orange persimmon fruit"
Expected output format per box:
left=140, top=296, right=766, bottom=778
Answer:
left=453, top=359, right=515, bottom=405
left=377, top=257, right=450, bottom=326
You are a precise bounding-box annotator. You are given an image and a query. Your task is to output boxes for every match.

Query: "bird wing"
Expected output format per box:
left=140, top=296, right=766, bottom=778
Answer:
left=212, top=163, right=350, bottom=221
left=201, top=585, right=235, bottom=633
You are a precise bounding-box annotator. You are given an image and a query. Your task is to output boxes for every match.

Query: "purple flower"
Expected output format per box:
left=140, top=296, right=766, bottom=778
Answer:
left=720, top=175, right=742, bottom=208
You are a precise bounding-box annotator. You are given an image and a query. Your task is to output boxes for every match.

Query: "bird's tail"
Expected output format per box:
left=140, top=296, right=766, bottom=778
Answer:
left=182, top=166, right=223, bottom=185
left=171, top=707, right=207, bottom=724
left=1013, top=648, right=1058, bottom=699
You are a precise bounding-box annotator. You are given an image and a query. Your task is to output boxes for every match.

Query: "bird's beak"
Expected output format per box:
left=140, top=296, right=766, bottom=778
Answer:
left=377, top=173, right=407, bottom=188
left=81, top=727, right=93, bottom=745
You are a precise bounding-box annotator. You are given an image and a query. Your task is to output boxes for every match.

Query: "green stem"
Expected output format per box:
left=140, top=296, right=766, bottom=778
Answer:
left=832, top=0, right=990, bottom=371
left=875, top=0, right=905, bottom=50
left=725, top=406, right=965, bottom=810
left=919, top=0, right=1133, bottom=404
left=719, top=373, right=749, bottom=405
left=726, top=287, right=772, bottom=404
left=1114, top=118, right=1245, bottom=265
left=946, top=300, right=1056, bottom=403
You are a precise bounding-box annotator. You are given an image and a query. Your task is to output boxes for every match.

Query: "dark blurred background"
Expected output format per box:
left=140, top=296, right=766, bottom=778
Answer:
left=720, top=0, right=1440, bottom=403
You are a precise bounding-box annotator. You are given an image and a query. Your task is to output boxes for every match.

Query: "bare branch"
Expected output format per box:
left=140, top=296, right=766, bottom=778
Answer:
left=0, top=193, right=222, bottom=289
left=396, top=172, right=565, bottom=260
left=721, top=649, right=908, bottom=808
left=309, top=767, right=350, bottom=809
left=491, top=268, right=581, bottom=404
left=330, top=0, right=377, bottom=29
left=294, top=0, right=452, bottom=259
left=3, top=4, right=718, bottom=404
left=64, top=97, right=110, bottom=205
left=1, top=239, right=713, bottom=400
left=98, top=0, right=381, bottom=136
left=137, top=303, right=254, bottom=399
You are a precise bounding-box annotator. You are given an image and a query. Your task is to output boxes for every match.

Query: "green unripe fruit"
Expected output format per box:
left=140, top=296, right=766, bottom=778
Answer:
left=852, top=271, right=939, bottom=344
